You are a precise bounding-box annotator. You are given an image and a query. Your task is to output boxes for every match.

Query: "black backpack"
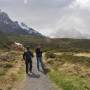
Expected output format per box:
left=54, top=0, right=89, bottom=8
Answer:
left=25, top=51, right=32, bottom=60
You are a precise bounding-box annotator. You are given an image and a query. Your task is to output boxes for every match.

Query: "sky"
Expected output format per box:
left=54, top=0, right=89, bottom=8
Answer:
left=0, top=0, right=90, bottom=37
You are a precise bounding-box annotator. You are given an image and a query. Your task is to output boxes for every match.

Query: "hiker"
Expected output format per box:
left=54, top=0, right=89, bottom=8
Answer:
left=23, top=47, right=33, bottom=74
left=35, top=45, right=44, bottom=72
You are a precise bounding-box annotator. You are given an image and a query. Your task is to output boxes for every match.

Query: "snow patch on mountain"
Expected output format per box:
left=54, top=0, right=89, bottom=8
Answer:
left=18, top=22, right=30, bottom=30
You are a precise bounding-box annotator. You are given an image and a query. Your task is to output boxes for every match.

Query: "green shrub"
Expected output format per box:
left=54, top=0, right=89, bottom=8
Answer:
left=45, top=52, right=56, bottom=59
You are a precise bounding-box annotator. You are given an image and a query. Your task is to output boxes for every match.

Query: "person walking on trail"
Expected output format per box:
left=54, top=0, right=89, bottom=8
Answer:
left=35, top=45, right=44, bottom=72
left=23, top=47, right=33, bottom=74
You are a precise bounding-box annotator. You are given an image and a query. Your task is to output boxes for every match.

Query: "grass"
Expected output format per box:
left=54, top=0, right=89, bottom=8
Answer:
left=46, top=52, right=90, bottom=90
left=0, top=50, right=25, bottom=90
left=10, top=64, right=25, bottom=82
left=49, top=70, right=89, bottom=90
left=0, top=62, right=14, bottom=78
left=45, top=52, right=56, bottom=59
left=46, top=52, right=90, bottom=67
left=12, top=64, right=25, bottom=81
left=0, top=68, right=7, bottom=76
left=59, top=54, right=90, bottom=67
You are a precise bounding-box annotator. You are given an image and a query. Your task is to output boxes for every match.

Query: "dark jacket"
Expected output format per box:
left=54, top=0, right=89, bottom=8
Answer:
left=35, top=48, right=42, bottom=57
left=23, top=51, right=33, bottom=62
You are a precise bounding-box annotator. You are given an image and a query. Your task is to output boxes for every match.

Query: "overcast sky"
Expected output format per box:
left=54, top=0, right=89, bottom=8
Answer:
left=0, top=0, right=90, bottom=37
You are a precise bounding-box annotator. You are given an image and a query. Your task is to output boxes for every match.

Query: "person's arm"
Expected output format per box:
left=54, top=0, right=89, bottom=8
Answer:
left=23, top=52, right=26, bottom=60
left=40, top=49, right=42, bottom=54
left=32, top=53, right=34, bottom=57
left=35, top=48, right=38, bottom=54
left=31, top=51, right=34, bottom=57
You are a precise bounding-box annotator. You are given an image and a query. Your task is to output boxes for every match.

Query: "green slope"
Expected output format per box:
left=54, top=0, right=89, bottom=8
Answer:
left=7, top=35, right=90, bottom=52
left=0, top=31, right=90, bottom=52
left=0, top=31, right=12, bottom=49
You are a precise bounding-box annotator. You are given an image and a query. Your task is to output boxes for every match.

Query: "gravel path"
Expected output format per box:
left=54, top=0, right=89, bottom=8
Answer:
left=18, top=56, right=57, bottom=90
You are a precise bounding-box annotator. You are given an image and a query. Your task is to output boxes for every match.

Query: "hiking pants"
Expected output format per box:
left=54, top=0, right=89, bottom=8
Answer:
left=36, top=57, right=44, bottom=71
left=25, top=60, right=32, bottom=74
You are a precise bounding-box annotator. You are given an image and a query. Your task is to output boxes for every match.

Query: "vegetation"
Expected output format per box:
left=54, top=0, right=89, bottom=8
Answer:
left=0, top=32, right=13, bottom=49
left=45, top=52, right=56, bottom=59
left=0, top=32, right=90, bottom=90
left=0, top=51, right=24, bottom=90
left=1, top=32, right=90, bottom=52
left=49, top=70, right=89, bottom=90
left=46, top=52, right=90, bottom=90
left=7, top=35, right=90, bottom=52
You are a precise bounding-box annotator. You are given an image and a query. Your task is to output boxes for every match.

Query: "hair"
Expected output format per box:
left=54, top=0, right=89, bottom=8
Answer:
left=26, top=47, right=30, bottom=50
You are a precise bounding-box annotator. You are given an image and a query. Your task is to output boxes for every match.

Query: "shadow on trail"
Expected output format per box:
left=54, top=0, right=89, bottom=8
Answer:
left=28, top=73, right=40, bottom=79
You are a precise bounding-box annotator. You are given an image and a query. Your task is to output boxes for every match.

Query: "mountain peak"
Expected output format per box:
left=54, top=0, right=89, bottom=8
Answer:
left=0, top=10, right=43, bottom=37
left=0, top=10, right=12, bottom=24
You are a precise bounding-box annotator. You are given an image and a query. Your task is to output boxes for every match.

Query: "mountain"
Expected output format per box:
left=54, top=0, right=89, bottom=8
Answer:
left=19, top=22, right=42, bottom=36
left=0, top=10, right=43, bottom=36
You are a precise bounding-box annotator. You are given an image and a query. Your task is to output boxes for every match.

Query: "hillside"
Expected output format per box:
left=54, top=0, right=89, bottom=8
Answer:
left=49, top=38, right=90, bottom=52
left=0, top=31, right=12, bottom=49
left=7, top=35, right=90, bottom=52
left=0, top=10, right=44, bottom=49
left=0, top=31, right=90, bottom=52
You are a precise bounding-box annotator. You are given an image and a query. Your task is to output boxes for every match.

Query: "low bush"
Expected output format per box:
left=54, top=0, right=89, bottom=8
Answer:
left=45, top=52, right=56, bottom=59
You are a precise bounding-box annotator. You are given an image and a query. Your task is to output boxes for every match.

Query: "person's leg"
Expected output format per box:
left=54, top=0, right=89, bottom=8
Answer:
left=40, top=57, right=44, bottom=71
left=25, top=62, right=28, bottom=74
left=37, top=57, right=40, bottom=71
left=29, top=60, right=32, bottom=73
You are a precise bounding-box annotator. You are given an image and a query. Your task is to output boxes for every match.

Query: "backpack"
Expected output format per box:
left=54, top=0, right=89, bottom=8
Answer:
left=25, top=51, right=32, bottom=60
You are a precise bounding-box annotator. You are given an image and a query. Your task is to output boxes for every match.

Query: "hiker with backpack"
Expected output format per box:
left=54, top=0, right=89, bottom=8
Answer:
left=23, top=47, right=34, bottom=74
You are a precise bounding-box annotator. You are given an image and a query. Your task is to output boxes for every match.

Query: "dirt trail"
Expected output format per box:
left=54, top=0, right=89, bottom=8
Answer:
left=16, top=56, right=58, bottom=90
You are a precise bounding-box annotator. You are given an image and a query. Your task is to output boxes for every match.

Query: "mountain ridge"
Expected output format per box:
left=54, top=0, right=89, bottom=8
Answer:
left=0, top=10, right=43, bottom=37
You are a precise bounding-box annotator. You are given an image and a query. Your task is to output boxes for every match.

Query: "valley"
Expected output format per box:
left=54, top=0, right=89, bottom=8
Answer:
left=0, top=10, right=90, bottom=90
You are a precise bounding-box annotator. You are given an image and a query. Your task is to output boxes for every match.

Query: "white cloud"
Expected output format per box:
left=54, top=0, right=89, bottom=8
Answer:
left=0, top=0, right=90, bottom=38
left=52, top=0, right=90, bottom=38
left=70, top=0, right=90, bottom=9
left=76, top=0, right=89, bottom=7
left=24, top=0, right=28, bottom=4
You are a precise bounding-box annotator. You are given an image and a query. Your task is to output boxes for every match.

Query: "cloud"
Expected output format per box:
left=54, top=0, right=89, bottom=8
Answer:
left=24, top=0, right=28, bottom=4
left=76, top=0, right=90, bottom=8
left=70, top=0, right=90, bottom=9
left=52, top=0, right=90, bottom=38
left=0, top=0, right=90, bottom=38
